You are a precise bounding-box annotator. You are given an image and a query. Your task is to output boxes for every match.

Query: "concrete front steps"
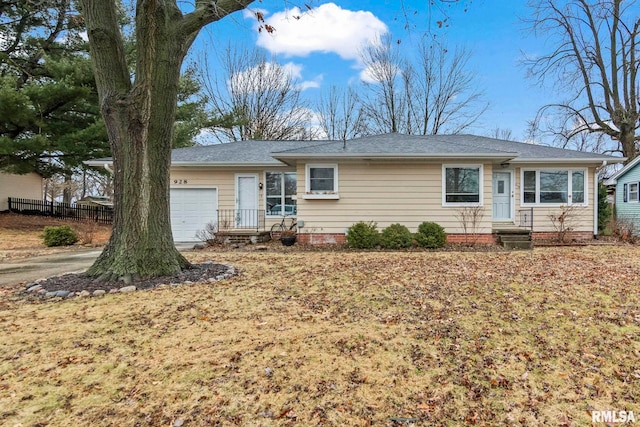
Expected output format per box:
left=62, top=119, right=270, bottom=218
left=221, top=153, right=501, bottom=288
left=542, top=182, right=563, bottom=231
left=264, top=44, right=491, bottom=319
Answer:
left=216, top=230, right=271, bottom=244
left=494, top=228, right=533, bottom=250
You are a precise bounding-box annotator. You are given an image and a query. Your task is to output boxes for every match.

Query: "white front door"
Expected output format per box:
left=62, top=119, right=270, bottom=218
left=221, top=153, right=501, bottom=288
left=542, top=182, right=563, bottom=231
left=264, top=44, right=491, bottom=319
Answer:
left=236, top=174, right=258, bottom=227
left=492, top=172, right=512, bottom=221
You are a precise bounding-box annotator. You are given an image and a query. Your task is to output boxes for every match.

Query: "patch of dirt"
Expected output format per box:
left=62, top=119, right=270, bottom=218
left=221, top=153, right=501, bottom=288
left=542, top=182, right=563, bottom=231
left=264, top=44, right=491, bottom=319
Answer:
left=27, top=262, right=233, bottom=294
left=0, top=212, right=111, bottom=250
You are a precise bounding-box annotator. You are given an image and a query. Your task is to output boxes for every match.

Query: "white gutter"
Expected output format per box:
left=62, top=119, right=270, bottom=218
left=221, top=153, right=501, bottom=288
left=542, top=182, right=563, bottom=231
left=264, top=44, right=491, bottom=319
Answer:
left=510, top=157, right=624, bottom=164
left=594, top=161, right=607, bottom=238
left=272, top=153, right=517, bottom=160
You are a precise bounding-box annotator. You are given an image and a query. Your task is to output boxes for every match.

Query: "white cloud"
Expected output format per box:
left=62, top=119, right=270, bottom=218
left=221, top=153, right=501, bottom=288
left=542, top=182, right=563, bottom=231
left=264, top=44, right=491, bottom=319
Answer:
left=281, top=62, right=323, bottom=90
left=255, top=3, right=387, bottom=61
left=229, top=61, right=322, bottom=93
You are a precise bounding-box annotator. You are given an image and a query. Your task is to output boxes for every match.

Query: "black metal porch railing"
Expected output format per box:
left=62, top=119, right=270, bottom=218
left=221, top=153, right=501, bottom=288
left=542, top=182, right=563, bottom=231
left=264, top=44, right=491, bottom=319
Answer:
left=217, top=209, right=265, bottom=231
left=518, top=207, right=534, bottom=230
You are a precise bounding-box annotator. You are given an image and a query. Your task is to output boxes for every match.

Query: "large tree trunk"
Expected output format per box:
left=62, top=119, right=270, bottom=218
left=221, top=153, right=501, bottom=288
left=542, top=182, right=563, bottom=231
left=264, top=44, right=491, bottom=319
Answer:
left=80, top=0, right=254, bottom=280
left=82, top=1, right=190, bottom=280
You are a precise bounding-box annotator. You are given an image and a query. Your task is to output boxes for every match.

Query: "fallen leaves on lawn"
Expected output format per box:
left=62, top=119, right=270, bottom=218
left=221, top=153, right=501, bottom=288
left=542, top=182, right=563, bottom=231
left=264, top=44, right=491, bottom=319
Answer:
left=0, top=247, right=638, bottom=426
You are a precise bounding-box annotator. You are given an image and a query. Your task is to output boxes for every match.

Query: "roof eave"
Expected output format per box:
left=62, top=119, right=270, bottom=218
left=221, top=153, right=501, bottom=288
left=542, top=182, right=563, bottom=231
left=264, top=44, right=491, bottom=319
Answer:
left=604, top=156, right=637, bottom=185
left=170, top=161, right=287, bottom=167
left=510, top=157, right=624, bottom=164
left=271, top=153, right=517, bottom=160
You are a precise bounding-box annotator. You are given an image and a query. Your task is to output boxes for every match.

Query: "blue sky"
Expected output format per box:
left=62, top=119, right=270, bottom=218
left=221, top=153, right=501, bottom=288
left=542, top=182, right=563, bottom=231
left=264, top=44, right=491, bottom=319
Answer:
left=190, top=0, right=555, bottom=141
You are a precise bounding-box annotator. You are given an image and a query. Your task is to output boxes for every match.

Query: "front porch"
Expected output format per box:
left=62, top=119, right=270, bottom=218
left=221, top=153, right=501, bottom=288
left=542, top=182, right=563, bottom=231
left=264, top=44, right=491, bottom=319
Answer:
left=215, top=209, right=271, bottom=244
left=491, top=208, right=534, bottom=249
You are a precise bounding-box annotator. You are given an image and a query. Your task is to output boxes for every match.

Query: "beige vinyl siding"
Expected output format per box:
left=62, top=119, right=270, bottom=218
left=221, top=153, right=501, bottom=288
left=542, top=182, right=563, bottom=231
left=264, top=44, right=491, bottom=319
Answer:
left=513, top=165, right=595, bottom=232
left=296, top=160, right=494, bottom=234
left=0, top=172, right=42, bottom=211
left=169, top=166, right=295, bottom=229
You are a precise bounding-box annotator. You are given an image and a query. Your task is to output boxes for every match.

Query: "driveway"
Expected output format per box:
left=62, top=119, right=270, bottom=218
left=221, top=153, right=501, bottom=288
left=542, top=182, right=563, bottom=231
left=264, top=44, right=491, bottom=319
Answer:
left=0, top=244, right=195, bottom=287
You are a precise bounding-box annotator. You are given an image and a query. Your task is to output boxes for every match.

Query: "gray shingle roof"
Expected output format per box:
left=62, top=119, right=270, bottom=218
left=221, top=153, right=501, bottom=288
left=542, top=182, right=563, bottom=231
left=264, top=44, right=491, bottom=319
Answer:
left=271, top=133, right=621, bottom=162
left=170, top=140, right=327, bottom=165
left=86, top=133, right=624, bottom=167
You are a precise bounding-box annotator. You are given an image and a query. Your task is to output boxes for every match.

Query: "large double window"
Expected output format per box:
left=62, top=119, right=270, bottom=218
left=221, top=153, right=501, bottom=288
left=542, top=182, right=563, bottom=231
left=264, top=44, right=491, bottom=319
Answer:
left=266, top=172, right=297, bottom=216
left=443, top=165, right=483, bottom=205
left=522, top=169, right=586, bottom=205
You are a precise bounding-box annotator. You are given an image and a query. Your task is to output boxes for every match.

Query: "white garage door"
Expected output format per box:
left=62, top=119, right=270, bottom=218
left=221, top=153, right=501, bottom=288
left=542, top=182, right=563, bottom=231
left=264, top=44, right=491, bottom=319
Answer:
left=170, top=188, right=217, bottom=242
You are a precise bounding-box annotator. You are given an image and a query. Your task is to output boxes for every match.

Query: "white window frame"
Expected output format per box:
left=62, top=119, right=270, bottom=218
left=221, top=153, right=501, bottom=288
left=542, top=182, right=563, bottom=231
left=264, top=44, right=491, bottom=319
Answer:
left=628, top=182, right=639, bottom=202
left=442, top=164, right=484, bottom=207
left=304, top=163, right=339, bottom=199
left=264, top=171, right=297, bottom=217
left=520, top=168, right=588, bottom=206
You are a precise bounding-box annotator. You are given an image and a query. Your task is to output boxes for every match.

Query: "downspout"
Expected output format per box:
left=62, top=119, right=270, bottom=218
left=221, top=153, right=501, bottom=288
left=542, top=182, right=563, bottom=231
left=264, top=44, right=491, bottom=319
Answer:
left=594, top=161, right=607, bottom=239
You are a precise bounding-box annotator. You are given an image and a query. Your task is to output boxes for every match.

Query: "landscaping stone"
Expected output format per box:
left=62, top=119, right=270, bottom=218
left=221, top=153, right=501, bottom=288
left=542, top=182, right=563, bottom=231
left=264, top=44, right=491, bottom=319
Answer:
left=18, top=263, right=237, bottom=302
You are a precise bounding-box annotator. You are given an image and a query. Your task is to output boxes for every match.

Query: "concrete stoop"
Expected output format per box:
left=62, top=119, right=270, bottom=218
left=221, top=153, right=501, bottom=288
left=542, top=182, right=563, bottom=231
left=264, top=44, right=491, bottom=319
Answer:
left=494, top=229, right=533, bottom=250
left=216, top=231, right=271, bottom=245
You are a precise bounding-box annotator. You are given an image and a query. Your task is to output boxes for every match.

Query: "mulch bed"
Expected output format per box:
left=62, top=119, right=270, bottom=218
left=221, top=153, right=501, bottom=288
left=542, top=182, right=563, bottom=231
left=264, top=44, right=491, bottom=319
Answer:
left=29, top=262, right=233, bottom=295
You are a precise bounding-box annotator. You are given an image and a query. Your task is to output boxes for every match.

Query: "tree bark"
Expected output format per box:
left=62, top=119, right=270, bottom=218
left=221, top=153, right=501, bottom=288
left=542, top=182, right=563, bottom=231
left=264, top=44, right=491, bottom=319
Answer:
left=80, top=0, right=253, bottom=280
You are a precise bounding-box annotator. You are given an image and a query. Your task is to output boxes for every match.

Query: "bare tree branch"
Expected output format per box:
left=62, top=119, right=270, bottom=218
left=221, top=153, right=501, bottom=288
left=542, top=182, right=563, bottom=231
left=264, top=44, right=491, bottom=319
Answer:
left=525, top=0, right=640, bottom=161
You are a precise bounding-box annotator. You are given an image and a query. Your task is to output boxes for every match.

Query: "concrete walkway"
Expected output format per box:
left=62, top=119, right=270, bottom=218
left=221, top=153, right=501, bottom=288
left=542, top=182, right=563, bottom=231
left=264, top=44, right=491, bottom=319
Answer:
left=0, top=243, right=195, bottom=287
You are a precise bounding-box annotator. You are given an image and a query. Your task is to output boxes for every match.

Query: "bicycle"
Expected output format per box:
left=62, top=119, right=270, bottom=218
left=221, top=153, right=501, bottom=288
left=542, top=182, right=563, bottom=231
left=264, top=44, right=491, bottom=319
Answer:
left=269, top=215, right=297, bottom=240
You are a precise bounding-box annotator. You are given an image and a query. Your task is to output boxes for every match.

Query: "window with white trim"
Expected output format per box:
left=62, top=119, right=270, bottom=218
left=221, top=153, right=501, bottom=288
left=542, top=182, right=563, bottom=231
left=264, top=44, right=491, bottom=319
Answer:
left=306, top=164, right=338, bottom=194
left=627, top=182, right=639, bottom=202
left=521, top=169, right=587, bottom=205
left=265, top=172, right=297, bottom=216
left=443, top=165, right=482, bottom=205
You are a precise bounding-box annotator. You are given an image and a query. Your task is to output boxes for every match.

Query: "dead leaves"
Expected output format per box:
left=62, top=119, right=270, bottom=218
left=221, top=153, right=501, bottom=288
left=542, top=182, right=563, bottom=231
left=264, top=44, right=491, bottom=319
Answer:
left=2, top=248, right=640, bottom=426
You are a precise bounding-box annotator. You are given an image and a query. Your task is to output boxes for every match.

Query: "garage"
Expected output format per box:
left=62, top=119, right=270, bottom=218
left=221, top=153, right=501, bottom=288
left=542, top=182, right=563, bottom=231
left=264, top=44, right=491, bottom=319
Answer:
left=170, top=188, right=217, bottom=242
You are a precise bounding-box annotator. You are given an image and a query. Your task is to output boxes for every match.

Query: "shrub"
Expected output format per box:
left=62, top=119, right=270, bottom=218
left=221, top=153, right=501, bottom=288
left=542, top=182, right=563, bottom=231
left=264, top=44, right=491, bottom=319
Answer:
left=415, top=221, right=446, bottom=248
left=380, top=223, right=413, bottom=249
left=43, top=225, right=78, bottom=247
left=346, top=221, right=379, bottom=249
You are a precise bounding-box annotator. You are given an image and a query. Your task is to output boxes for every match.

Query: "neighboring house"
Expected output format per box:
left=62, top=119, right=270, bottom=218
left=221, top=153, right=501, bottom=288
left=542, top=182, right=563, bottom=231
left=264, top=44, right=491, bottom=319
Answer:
left=605, top=156, right=640, bottom=234
left=87, top=133, right=623, bottom=243
left=0, top=171, right=43, bottom=212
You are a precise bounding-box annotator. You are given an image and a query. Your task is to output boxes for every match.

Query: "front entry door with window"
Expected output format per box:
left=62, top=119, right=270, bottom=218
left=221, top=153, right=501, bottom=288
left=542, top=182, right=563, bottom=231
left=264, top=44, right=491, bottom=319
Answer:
left=492, top=172, right=512, bottom=221
left=236, top=174, right=258, bottom=228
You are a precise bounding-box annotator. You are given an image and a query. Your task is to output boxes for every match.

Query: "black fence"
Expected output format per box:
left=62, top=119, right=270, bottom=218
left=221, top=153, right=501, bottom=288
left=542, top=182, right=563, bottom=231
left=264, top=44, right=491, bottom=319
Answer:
left=8, top=197, right=113, bottom=224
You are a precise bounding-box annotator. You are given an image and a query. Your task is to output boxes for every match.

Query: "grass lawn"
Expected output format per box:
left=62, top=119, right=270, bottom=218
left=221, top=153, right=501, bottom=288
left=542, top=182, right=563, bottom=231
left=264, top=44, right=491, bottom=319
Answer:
left=1, top=247, right=639, bottom=426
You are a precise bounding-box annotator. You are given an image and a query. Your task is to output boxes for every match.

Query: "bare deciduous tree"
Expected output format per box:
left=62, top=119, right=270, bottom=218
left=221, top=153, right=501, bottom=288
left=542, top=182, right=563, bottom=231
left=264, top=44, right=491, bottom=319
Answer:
left=525, top=0, right=639, bottom=161
left=200, top=45, right=313, bottom=142
left=486, top=127, right=514, bottom=140
left=359, top=35, right=409, bottom=134
left=359, top=35, right=486, bottom=135
left=315, top=85, right=366, bottom=140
